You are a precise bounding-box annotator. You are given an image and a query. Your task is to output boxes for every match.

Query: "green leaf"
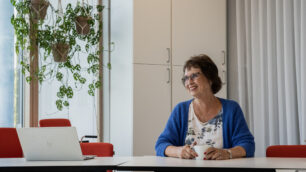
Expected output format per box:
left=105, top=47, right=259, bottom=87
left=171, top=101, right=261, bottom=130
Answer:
left=67, top=86, right=73, bottom=98
left=107, top=63, right=111, bottom=70
left=96, top=5, right=104, bottom=12
left=63, top=101, right=69, bottom=107
left=56, top=100, right=63, bottom=111
left=73, top=73, right=80, bottom=81
left=85, top=44, right=90, bottom=52
left=79, top=77, right=86, bottom=84
left=57, top=92, right=64, bottom=98
left=56, top=72, right=63, bottom=81
left=26, top=76, right=32, bottom=83
left=74, top=64, right=81, bottom=71
left=88, top=90, right=94, bottom=96
left=95, top=80, right=101, bottom=88
left=89, top=83, right=94, bottom=89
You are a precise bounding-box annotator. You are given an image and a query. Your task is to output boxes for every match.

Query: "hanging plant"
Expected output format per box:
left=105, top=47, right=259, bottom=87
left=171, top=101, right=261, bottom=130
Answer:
left=30, top=0, right=49, bottom=20
left=11, top=0, right=105, bottom=111
left=75, top=16, right=91, bottom=35
left=52, top=43, right=69, bottom=62
left=74, top=1, right=94, bottom=35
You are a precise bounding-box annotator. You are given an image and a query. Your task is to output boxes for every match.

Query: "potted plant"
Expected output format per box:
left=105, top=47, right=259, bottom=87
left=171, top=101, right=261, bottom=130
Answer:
left=11, top=1, right=104, bottom=110
left=42, top=11, right=75, bottom=63
left=52, top=43, right=69, bottom=62
left=74, top=2, right=99, bottom=35
left=30, top=0, right=49, bottom=20
left=75, top=16, right=91, bottom=35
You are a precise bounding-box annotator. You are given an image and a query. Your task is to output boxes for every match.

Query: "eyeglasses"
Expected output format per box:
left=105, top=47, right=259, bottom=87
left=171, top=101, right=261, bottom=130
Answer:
left=181, top=72, right=201, bottom=84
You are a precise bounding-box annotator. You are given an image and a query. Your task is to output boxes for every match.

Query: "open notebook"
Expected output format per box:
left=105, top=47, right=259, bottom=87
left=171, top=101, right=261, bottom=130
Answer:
left=17, top=127, right=95, bottom=161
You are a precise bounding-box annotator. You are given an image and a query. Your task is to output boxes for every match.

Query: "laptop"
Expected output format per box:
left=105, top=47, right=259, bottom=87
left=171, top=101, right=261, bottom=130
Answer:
left=17, top=127, right=95, bottom=161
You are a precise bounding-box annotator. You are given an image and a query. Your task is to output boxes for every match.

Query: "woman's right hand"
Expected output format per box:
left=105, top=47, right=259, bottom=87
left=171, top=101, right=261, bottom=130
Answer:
left=177, top=145, right=198, bottom=159
left=165, top=145, right=198, bottom=159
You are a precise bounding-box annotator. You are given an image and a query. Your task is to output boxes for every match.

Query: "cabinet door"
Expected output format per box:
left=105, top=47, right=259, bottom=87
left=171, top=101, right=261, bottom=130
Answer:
left=134, top=0, right=171, bottom=65
left=133, top=64, right=171, bottom=156
left=172, top=0, right=226, bottom=65
left=172, top=65, right=193, bottom=109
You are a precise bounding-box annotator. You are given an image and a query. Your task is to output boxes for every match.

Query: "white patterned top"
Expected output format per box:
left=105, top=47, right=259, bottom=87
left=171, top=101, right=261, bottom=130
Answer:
left=185, top=101, right=223, bottom=148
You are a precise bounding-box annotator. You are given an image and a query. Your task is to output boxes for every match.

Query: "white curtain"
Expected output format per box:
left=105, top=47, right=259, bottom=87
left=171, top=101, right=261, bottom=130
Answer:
left=228, top=0, right=306, bottom=156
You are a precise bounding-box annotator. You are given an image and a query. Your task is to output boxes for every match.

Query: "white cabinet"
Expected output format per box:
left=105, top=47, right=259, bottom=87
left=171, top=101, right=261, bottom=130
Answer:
left=134, top=0, right=171, bottom=65
left=171, top=0, right=227, bottom=103
left=133, top=64, right=171, bottom=155
left=172, top=0, right=226, bottom=66
left=132, top=0, right=226, bottom=156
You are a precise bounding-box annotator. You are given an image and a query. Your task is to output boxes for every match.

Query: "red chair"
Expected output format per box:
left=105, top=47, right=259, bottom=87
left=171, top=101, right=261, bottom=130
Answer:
left=266, top=145, right=306, bottom=157
left=80, top=142, right=114, bottom=157
left=39, top=118, right=71, bottom=127
left=0, top=128, right=23, bottom=158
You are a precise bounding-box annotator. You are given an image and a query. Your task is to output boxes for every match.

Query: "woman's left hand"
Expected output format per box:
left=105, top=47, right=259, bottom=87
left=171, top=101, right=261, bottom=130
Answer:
left=205, top=147, right=230, bottom=160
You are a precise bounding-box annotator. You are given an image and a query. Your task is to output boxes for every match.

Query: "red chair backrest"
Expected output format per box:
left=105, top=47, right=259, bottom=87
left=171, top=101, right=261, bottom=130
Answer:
left=39, top=118, right=71, bottom=127
left=80, top=142, right=114, bottom=157
left=0, top=128, right=23, bottom=158
left=266, top=145, right=306, bottom=157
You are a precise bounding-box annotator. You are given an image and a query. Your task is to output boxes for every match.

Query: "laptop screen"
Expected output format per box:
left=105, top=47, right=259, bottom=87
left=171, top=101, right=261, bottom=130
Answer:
left=17, top=127, right=85, bottom=161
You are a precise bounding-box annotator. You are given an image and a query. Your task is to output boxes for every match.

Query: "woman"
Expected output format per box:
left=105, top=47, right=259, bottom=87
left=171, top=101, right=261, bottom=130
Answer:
left=155, top=54, right=255, bottom=160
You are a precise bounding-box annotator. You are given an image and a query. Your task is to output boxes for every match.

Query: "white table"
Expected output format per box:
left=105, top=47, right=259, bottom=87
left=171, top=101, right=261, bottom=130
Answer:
left=0, top=157, right=129, bottom=172
left=1, top=156, right=306, bottom=172
left=117, top=156, right=306, bottom=172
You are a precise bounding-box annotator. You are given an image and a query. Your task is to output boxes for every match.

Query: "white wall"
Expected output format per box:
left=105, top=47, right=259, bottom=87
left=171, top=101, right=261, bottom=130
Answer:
left=110, top=0, right=133, bottom=156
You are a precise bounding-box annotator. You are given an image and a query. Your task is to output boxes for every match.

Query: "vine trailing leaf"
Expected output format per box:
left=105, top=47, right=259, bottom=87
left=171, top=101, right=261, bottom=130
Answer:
left=11, top=0, right=105, bottom=111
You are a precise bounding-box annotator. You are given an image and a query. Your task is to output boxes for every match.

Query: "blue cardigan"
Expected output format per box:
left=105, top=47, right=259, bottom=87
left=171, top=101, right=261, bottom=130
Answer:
left=155, top=98, right=255, bottom=157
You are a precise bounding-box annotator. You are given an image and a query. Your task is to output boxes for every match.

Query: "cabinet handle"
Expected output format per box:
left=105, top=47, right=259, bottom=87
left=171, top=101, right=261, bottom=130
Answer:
left=167, top=48, right=170, bottom=63
left=167, top=68, right=170, bottom=83
left=222, top=50, right=226, bottom=66
left=222, top=70, right=226, bottom=85
left=221, top=50, right=226, bottom=85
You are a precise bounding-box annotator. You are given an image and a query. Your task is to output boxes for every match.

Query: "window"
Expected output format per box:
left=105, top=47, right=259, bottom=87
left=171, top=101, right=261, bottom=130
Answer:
left=37, top=0, right=105, bottom=140
left=0, top=1, right=23, bottom=127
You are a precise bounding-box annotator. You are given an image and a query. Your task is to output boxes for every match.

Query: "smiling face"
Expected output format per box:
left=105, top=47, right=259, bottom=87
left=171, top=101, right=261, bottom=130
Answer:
left=183, top=67, right=213, bottom=98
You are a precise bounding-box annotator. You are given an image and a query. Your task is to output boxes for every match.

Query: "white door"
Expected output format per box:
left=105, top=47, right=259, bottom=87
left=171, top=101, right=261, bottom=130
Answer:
left=133, top=64, right=172, bottom=155
left=133, top=0, right=171, bottom=65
